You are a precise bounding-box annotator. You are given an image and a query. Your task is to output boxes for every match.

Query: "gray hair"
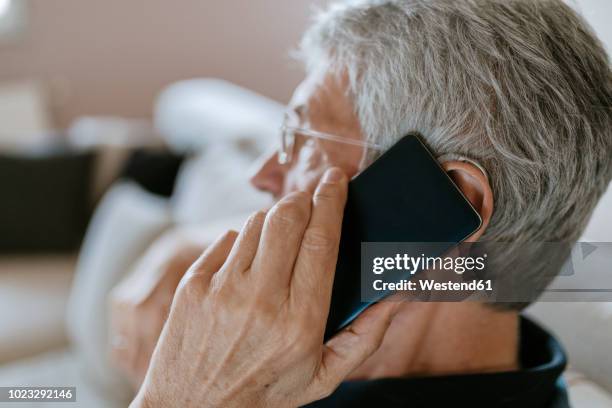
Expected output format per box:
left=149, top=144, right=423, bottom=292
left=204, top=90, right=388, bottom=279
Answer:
left=298, top=0, right=612, bottom=310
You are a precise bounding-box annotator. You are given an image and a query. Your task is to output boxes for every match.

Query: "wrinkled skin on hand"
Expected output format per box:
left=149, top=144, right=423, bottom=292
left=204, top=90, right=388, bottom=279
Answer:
left=131, top=168, right=401, bottom=408
left=109, top=233, right=204, bottom=388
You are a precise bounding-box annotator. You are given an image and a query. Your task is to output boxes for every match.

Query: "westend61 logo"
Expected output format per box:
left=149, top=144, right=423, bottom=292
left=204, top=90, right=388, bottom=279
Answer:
left=362, top=242, right=612, bottom=303
left=372, top=253, right=487, bottom=275
left=360, top=243, right=496, bottom=300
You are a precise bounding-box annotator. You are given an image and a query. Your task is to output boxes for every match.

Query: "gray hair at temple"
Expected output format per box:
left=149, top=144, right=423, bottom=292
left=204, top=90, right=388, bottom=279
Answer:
left=297, top=0, right=612, bottom=310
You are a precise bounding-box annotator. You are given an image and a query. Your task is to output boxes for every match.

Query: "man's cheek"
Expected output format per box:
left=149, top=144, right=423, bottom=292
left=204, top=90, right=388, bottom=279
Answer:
left=283, top=165, right=327, bottom=196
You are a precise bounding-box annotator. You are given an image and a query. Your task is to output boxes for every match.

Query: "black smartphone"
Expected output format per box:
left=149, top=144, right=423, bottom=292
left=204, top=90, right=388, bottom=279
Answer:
left=324, top=134, right=482, bottom=340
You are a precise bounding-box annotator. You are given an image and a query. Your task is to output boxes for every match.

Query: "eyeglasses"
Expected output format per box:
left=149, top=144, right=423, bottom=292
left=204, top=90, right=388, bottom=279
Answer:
left=277, top=112, right=489, bottom=181
left=278, top=111, right=384, bottom=165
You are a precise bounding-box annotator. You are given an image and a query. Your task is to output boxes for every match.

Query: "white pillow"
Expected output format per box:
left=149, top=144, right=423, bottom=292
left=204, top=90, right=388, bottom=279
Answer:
left=154, top=78, right=284, bottom=151
left=66, top=182, right=172, bottom=399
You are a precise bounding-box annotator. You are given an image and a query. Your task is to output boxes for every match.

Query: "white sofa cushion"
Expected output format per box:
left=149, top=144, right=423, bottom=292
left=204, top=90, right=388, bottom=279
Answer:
left=0, top=349, right=127, bottom=408
left=0, top=256, right=76, bottom=364
left=66, top=182, right=172, bottom=399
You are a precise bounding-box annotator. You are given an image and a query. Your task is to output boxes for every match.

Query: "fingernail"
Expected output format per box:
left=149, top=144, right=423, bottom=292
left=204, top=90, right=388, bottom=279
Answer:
left=323, top=167, right=345, bottom=183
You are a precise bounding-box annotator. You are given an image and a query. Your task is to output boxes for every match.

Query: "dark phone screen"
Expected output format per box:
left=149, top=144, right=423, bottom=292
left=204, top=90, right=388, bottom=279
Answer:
left=324, top=134, right=482, bottom=340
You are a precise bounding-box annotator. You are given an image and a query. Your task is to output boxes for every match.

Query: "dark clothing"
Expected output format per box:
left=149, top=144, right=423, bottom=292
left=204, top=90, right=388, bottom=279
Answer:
left=307, top=317, right=569, bottom=407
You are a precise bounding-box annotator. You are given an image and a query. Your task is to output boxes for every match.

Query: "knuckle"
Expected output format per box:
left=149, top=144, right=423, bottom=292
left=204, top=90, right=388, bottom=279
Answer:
left=314, top=181, right=342, bottom=202
left=176, top=272, right=204, bottom=299
left=301, top=226, right=338, bottom=252
left=245, top=210, right=267, bottom=231
left=268, top=195, right=310, bottom=228
left=288, top=190, right=312, bottom=203
left=207, top=271, right=226, bottom=295
left=185, top=254, right=206, bottom=275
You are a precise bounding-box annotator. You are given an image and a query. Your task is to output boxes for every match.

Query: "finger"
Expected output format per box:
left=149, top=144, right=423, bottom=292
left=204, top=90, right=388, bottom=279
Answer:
left=291, top=168, right=347, bottom=314
left=315, top=301, right=400, bottom=393
left=250, top=191, right=312, bottom=290
left=185, top=230, right=238, bottom=286
left=222, top=210, right=267, bottom=273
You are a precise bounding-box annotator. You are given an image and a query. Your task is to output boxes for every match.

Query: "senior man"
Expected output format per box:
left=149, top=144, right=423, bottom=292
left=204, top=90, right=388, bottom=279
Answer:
left=112, top=0, right=612, bottom=407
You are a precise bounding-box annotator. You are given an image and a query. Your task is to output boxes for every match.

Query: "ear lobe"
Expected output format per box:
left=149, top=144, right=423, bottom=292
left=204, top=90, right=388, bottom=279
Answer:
left=441, top=161, right=494, bottom=241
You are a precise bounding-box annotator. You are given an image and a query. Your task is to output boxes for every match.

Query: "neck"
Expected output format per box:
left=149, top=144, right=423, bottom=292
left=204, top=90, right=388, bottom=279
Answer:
left=349, top=302, right=519, bottom=380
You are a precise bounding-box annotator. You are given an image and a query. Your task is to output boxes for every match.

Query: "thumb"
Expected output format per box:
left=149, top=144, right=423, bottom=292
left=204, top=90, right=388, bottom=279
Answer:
left=311, top=301, right=400, bottom=398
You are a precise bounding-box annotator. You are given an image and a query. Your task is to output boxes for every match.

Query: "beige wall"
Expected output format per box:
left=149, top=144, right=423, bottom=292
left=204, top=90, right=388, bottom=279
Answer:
left=0, top=0, right=323, bottom=128
left=2, top=1, right=608, bottom=131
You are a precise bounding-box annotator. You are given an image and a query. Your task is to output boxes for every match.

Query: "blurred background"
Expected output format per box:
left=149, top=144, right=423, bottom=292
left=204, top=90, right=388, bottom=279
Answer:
left=0, top=0, right=329, bottom=128
left=0, top=1, right=611, bottom=407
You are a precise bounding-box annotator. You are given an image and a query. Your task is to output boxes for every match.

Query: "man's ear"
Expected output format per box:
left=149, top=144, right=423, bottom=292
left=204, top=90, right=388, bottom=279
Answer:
left=441, top=161, right=493, bottom=242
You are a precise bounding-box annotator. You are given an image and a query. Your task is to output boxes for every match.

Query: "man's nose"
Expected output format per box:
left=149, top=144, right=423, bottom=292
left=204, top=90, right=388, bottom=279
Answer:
left=250, top=151, right=285, bottom=198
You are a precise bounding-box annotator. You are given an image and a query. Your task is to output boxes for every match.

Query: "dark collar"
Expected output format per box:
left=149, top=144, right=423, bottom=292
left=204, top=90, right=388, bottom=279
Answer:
left=306, top=317, right=568, bottom=408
